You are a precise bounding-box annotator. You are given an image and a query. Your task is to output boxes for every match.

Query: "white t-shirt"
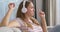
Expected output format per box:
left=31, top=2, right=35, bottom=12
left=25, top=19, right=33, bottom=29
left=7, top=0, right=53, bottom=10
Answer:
left=16, top=18, right=43, bottom=32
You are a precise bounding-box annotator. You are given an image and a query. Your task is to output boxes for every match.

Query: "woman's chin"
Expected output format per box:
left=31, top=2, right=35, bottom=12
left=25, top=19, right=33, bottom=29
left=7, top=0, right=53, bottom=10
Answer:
left=31, top=14, right=34, bottom=17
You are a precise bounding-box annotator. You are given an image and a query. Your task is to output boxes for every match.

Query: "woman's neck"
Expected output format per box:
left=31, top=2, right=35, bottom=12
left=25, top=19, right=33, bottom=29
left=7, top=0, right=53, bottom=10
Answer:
left=24, top=16, right=30, bottom=21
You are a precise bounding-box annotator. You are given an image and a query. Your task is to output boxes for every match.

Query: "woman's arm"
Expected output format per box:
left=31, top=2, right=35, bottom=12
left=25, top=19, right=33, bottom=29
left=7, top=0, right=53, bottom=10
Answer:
left=1, top=3, right=15, bottom=26
left=39, top=11, right=47, bottom=32
left=7, top=20, right=20, bottom=28
left=41, top=17, right=47, bottom=32
left=0, top=23, right=1, bottom=26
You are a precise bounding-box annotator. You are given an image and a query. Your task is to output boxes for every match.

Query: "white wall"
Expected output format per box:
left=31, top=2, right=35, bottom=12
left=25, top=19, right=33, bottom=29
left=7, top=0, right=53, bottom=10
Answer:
left=0, top=0, right=22, bottom=22
left=56, top=0, right=60, bottom=25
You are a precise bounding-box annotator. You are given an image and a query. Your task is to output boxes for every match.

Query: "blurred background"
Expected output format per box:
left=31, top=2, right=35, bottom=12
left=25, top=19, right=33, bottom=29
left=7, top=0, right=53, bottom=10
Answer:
left=0, top=0, right=60, bottom=31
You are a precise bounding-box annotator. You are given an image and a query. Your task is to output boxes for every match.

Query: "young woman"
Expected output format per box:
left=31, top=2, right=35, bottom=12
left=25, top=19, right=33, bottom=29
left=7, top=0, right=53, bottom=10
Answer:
left=0, top=1, right=47, bottom=32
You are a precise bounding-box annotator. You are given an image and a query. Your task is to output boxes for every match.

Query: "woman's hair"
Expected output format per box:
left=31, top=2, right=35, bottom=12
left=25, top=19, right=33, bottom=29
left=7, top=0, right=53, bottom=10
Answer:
left=16, top=1, right=40, bottom=29
left=16, top=1, right=31, bottom=20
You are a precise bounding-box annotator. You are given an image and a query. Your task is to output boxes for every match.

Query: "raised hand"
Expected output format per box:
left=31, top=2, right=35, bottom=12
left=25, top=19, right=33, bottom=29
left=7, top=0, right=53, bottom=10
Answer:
left=8, top=3, right=15, bottom=9
left=38, top=10, right=45, bottom=18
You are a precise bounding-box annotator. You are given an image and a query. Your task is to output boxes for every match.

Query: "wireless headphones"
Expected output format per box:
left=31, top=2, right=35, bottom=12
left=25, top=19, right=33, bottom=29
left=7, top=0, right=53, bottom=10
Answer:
left=21, top=0, right=27, bottom=13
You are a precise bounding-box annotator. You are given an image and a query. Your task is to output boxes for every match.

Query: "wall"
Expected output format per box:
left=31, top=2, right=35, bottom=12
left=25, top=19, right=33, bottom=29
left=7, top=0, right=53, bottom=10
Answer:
left=0, top=0, right=22, bottom=22
left=56, top=0, right=60, bottom=25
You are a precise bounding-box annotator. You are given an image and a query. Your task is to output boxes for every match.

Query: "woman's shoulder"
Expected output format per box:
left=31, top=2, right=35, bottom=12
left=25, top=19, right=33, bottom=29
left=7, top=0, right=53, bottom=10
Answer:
left=8, top=18, right=24, bottom=27
left=8, top=18, right=20, bottom=27
left=9, top=18, right=22, bottom=25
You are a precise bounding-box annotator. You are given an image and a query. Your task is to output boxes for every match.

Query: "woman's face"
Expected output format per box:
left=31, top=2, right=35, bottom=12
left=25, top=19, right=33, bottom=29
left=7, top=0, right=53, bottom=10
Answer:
left=26, top=2, right=34, bottom=17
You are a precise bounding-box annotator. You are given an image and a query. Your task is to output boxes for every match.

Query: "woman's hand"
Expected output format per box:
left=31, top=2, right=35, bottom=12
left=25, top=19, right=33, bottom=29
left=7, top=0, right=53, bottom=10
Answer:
left=38, top=10, right=47, bottom=32
left=8, top=3, right=15, bottom=10
left=38, top=10, right=45, bottom=18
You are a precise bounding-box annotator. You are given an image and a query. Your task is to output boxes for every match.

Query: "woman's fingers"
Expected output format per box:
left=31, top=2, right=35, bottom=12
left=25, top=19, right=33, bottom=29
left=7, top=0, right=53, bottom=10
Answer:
left=8, top=3, right=15, bottom=9
left=40, top=11, right=45, bottom=15
left=38, top=9, right=45, bottom=18
left=10, top=3, right=15, bottom=7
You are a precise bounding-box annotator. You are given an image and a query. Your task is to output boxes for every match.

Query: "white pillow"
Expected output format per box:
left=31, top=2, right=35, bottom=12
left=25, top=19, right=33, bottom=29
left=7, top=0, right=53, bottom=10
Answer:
left=0, top=27, right=22, bottom=32
left=12, top=28, right=22, bottom=32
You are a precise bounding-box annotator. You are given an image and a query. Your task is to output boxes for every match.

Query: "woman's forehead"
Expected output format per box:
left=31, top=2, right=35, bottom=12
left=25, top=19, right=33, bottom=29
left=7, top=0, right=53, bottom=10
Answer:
left=28, top=2, right=34, bottom=7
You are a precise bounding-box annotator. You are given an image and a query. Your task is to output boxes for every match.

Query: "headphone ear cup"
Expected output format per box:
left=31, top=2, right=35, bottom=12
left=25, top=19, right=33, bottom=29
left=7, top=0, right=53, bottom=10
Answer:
left=22, top=7, right=27, bottom=13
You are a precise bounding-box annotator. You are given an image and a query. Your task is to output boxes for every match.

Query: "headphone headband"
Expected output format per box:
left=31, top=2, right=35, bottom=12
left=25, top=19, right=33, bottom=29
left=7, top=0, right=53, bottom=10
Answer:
left=21, top=0, right=27, bottom=13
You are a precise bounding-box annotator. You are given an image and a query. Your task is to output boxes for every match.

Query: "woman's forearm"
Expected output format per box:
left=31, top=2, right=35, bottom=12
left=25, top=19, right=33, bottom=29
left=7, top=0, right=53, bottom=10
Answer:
left=41, top=17, right=47, bottom=32
left=1, top=9, right=13, bottom=26
left=0, top=23, right=1, bottom=26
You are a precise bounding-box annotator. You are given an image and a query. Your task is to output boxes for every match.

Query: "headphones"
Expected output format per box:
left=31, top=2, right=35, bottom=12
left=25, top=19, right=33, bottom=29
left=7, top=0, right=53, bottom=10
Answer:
left=21, top=0, right=27, bottom=13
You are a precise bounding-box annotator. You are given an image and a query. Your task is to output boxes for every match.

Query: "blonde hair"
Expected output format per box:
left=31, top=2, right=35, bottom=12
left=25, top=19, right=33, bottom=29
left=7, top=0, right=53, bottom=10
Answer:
left=24, top=17, right=40, bottom=29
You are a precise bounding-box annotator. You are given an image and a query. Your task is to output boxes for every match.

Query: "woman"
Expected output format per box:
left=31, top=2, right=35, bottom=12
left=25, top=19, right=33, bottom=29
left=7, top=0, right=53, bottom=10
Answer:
left=0, top=1, right=47, bottom=32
